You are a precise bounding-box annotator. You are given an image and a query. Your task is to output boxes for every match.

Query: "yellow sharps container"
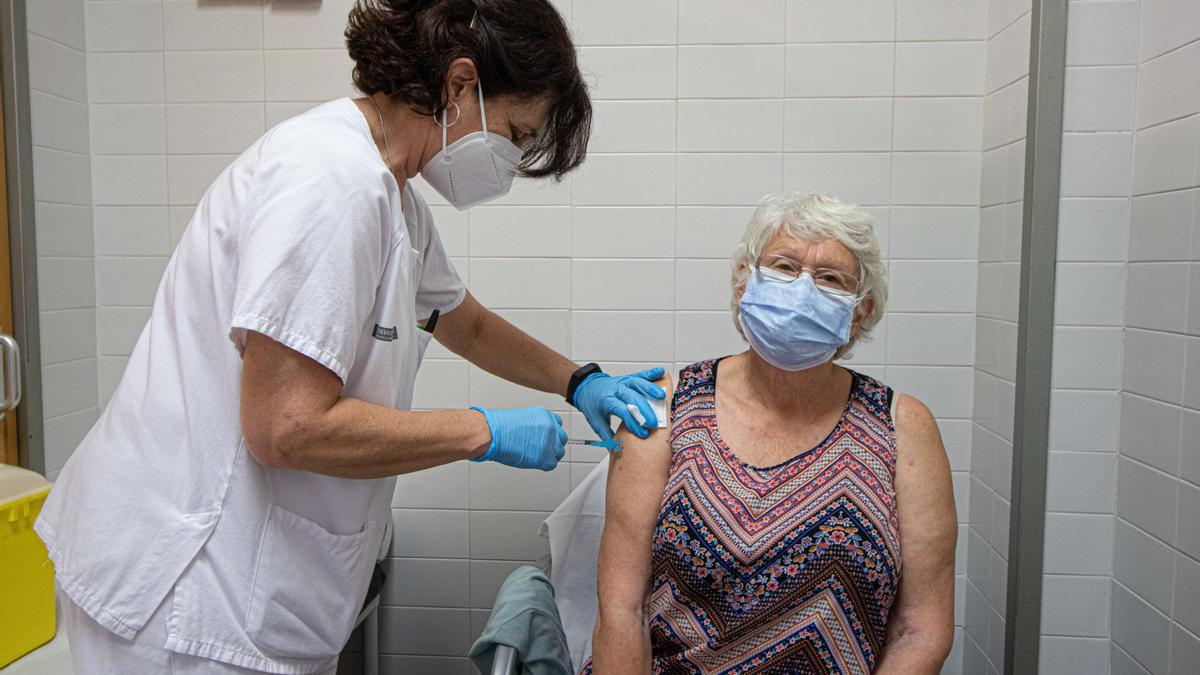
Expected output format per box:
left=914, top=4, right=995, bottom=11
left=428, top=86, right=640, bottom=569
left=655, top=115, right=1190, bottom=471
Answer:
left=0, top=464, right=55, bottom=668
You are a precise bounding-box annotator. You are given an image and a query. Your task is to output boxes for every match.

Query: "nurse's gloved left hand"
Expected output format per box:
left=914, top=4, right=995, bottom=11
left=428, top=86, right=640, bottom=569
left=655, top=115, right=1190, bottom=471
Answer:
left=470, top=406, right=567, bottom=471
left=572, top=368, right=667, bottom=441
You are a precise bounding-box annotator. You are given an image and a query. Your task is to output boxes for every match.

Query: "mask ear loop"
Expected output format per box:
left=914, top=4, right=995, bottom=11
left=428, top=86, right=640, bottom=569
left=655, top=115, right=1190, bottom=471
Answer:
left=476, top=80, right=489, bottom=142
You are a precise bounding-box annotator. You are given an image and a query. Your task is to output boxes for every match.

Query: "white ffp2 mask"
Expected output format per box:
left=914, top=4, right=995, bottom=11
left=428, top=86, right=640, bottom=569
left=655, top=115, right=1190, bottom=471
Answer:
left=419, top=81, right=523, bottom=210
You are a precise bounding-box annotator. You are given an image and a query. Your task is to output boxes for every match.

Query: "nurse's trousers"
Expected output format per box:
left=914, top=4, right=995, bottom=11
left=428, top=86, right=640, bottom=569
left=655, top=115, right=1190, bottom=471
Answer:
left=60, top=591, right=339, bottom=675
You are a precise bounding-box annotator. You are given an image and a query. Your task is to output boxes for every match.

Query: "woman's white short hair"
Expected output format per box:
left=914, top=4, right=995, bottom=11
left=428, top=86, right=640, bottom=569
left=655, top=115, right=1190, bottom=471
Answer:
left=730, top=192, right=888, bottom=360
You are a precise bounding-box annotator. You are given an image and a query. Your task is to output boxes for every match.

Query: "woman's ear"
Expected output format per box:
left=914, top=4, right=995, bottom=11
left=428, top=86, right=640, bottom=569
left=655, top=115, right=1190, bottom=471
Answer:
left=443, top=57, right=479, bottom=105
left=851, top=296, right=875, bottom=336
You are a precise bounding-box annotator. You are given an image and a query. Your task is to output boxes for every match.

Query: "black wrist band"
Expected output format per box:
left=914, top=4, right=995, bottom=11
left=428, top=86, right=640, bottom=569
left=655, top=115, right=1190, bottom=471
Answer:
left=565, top=362, right=603, bottom=406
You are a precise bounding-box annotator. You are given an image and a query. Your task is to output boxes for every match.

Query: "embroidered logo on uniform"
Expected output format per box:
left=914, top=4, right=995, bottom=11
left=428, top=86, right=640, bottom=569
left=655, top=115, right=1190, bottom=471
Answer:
left=372, top=324, right=398, bottom=341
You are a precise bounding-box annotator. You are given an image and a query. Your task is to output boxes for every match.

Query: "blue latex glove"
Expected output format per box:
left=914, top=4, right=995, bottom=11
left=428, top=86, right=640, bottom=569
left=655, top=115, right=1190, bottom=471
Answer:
left=470, top=406, right=567, bottom=471
left=571, top=368, right=667, bottom=441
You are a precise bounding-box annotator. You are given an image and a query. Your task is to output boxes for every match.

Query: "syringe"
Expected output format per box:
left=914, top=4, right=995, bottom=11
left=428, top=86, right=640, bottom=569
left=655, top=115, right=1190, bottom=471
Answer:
left=565, top=438, right=623, bottom=451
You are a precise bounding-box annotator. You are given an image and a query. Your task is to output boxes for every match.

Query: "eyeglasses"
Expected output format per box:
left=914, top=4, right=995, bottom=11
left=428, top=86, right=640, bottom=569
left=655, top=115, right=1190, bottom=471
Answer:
left=756, top=254, right=860, bottom=297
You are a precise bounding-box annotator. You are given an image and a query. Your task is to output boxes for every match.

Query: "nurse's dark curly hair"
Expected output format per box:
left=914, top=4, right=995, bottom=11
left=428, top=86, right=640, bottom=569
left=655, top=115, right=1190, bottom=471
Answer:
left=346, top=0, right=591, bottom=180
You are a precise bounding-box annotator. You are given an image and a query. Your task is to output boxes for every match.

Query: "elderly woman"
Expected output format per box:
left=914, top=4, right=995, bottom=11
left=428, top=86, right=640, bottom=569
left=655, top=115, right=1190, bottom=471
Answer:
left=584, top=193, right=957, bottom=674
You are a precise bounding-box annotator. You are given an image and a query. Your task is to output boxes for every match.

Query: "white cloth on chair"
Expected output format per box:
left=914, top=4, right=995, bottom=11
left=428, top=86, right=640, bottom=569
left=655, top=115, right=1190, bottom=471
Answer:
left=539, top=457, right=609, bottom=673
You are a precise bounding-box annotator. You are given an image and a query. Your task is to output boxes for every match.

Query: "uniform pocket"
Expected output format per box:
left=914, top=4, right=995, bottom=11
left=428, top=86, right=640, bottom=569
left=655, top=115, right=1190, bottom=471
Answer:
left=245, top=504, right=376, bottom=660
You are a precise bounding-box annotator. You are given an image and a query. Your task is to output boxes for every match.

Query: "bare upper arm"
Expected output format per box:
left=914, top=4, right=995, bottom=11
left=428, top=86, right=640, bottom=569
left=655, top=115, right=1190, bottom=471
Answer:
left=890, top=394, right=958, bottom=634
left=240, top=330, right=342, bottom=466
left=596, top=373, right=675, bottom=616
left=427, top=290, right=486, bottom=357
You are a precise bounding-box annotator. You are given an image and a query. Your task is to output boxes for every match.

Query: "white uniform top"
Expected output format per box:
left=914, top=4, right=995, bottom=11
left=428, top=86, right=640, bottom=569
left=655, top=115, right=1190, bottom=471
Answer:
left=35, top=98, right=465, bottom=674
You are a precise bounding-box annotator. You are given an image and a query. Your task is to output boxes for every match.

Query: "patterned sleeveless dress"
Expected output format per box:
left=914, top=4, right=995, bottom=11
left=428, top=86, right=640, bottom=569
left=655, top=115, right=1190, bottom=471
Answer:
left=582, top=358, right=901, bottom=674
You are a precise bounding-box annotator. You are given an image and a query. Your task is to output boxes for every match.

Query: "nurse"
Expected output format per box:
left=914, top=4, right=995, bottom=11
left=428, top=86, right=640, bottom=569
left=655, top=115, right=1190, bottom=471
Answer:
left=34, top=1, right=663, bottom=672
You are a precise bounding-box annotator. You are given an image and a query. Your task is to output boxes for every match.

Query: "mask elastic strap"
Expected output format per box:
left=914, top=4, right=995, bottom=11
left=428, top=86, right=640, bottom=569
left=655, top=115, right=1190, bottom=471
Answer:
left=477, top=80, right=489, bottom=141
left=440, top=108, right=448, bottom=153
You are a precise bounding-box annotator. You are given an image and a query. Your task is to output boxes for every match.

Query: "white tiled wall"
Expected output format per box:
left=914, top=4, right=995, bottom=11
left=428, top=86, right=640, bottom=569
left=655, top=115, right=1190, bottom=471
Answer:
left=965, top=0, right=1030, bottom=673
left=47, top=0, right=993, bottom=671
left=27, top=0, right=99, bottom=480
left=1041, top=2, right=1200, bottom=674
left=1111, top=0, right=1200, bottom=672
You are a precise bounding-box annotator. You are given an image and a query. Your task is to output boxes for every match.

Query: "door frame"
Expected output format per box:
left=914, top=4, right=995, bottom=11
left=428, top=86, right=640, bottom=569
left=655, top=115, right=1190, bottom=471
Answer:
left=0, top=0, right=44, bottom=472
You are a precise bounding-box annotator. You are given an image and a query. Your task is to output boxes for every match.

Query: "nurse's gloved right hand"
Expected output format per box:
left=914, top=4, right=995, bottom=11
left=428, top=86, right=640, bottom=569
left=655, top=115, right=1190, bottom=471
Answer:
left=469, top=406, right=567, bottom=471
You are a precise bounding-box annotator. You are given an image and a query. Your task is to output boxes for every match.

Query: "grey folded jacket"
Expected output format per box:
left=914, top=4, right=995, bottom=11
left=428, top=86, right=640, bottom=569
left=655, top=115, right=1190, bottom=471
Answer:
left=469, top=565, right=573, bottom=675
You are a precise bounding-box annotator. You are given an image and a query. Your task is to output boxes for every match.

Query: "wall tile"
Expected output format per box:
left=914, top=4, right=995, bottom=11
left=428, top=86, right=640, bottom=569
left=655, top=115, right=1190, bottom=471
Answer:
left=28, top=35, right=86, bottom=102
left=1063, top=66, right=1137, bottom=132
left=679, top=100, right=784, bottom=153
left=85, top=1, right=162, bottom=52
left=95, top=257, right=167, bottom=307
left=1040, top=575, right=1111, bottom=637
left=469, top=560, right=527, bottom=609
left=382, top=558, right=469, bottom=609
left=783, top=153, right=891, bottom=206
left=35, top=203, right=93, bottom=258
left=28, top=0, right=85, bottom=50
left=392, top=463, right=469, bottom=510
left=1039, top=636, right=1111, bottom=675
left=1112, top=581, right=1172, bottom=674
left=1114, top=517, right=1178, bottom=615
left=1123, top=328, right=1186, bottom=404
left=573, top=259, right=674, bottom=310
left=1057, top=198, right=1130, bottom=262
left=1059, top=132, right=1133, bottom=197
left=40, top=309, right=97, bottom=366
left=90, top=104, right=166, bottom=155
left=577, top=47, right=676, bottom=100
left=1120, top=392, right=1183, bottom=475
left=264, top=0, right=355, bottom=50
left=1112, top=643, right=1152, bottom=675
left=678, top=46, right=785, bottom=99
left=1130, top=190, right=1195, bottom=262
left=1178, top=481, right=1200, bottom=560
left=468, top=207, right=571, bottom=258
left=889, top=261, right=977, bottom=313
left=896, top=43, right=985, bottom=97
left=677, top=154, right=782, bottom=206
left=571, top=207, right=675, bottom=259
left=1046, top=451, right=1118, bottom=514
left=41, top=358, right=99, bottom=419
left=784, top=99, right=892, bottom=152
left=37, top=258, right=94, bottom=313
left=43, top=407, right=99, bottom=475
left=165, top=51, right=264, bottom=102
left=1132, top=117, right=1200, bottom=197
left=572, top=311, right=674, bottom=362
left=31, top=91, right=89, bottom=155
left=1051, top=327, right=1123, bottom=390
left=1117, top=457, right=1179, bottom=544
left=390, top=510, right=469, bottom=558
left=571, top=154, right=675, bottom=206
left=91, top=155, right=166, bottom=206
left=674, top=311, right=745, bottom=363
left=589, top=101, right=676, bottom=154
left=1065, top=1, right=1141, bottom=66
left=676, top=206, right=754, bottom=258
left=1043, top=514, right=1113, bottom=576
left=167, top=155, right=235, bottom=205
left=893, top=153, right=982, bottom=206
left=94, top=305, right=147, bottom=357
left=896, top=0, right=987, bottom=41
left=265, top=49, right=357, bottom=101
left=379, top=607, right=470, bottom=657
left=786, top=44, right=894, bottom=98
left=676, top=259, right=731, bottom=311
left=1135, top=40, right=1200, bottom=130
left=163, top=0, right=263, bottom=50
left=1170, top=623, right=1200, bottom=675
left=1138, top=0, right=1200, bottom=61
left=470, top=511, right=549, bottom=561
left=886, top=314, right=976, bottom=366
left=1053, top=263, right=1124, bottom=326
left=470, top=462, right=569, bottom=512
left=786, top=0, right=896, bottom=43
left=88, top=52, right=164, bottom=104
left=469, top=258, right=570, bottom=309
left=894, top=98, right=983, bottom=152
left=678, top=0, right=785, bottom=44
left=571, top=0, right=675, bottom=46
left=165, top=103, right=265, bottom=155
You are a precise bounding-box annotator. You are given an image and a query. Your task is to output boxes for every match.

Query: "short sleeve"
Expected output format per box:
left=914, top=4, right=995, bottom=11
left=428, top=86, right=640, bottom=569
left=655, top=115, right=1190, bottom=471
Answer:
left=230, top=127, right=393, bottom=381
left=411, top=196, right=466, bottom=320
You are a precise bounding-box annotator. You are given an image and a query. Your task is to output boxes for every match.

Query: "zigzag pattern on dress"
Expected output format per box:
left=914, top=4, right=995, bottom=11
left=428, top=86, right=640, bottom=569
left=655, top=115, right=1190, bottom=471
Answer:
left=643, top=358, right=901, bottom=674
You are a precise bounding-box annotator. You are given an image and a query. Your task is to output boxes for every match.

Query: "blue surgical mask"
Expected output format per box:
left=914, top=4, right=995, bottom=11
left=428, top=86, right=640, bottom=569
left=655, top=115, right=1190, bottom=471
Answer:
left=738, top=268, right=857, bottom=371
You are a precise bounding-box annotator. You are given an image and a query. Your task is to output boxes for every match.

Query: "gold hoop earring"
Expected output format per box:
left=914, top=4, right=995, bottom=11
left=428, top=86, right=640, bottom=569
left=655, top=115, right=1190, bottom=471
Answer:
left=434, top=101, right=461, bottom=128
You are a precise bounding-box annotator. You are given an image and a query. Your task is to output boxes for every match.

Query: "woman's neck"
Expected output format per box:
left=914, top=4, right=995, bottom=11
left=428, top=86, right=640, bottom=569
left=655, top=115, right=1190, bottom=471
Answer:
left=728, top=350, right=849, bottom=421
left=357, top=94, right=437, bottom=186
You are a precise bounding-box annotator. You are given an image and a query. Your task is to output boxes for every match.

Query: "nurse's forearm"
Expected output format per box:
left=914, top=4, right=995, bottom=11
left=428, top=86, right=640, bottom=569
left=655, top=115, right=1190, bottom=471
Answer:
left=241, top=330, right=491, bottom=478
left=263, top=401, right=493, bottom=479
left=436, top=292, right=578, bottom=398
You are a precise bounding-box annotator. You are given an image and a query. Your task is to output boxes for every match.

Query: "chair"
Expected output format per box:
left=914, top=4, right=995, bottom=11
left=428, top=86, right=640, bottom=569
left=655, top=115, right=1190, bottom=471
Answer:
left=353, top=518, right=392, bottom=675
